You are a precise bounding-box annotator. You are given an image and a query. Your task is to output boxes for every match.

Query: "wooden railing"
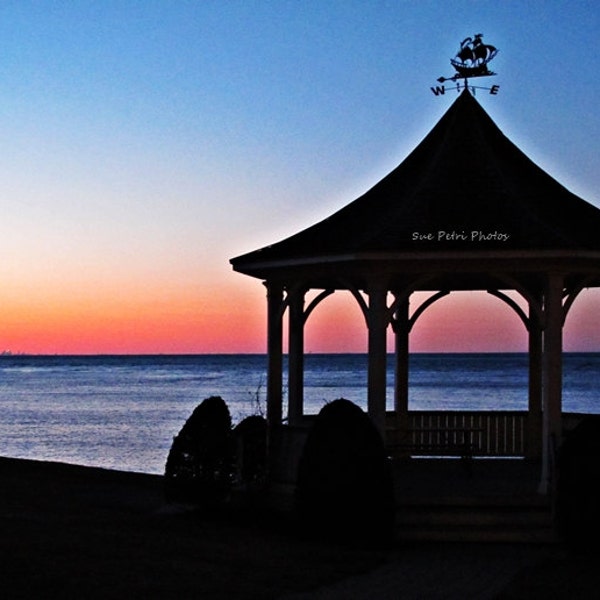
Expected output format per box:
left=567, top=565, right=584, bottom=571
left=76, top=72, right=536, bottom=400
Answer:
left=387, top=410, right=528, bottom=457
left=291, top=410, right=593, bottom=460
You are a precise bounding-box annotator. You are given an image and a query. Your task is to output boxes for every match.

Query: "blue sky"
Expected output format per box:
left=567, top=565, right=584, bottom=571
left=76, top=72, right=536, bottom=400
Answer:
left=1, top=1, right=599, bottom=353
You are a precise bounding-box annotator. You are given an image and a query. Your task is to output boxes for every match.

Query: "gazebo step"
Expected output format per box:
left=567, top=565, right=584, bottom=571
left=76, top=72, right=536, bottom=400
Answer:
left=395, top=503, right=556, bottom=543
left=395, top=523, right=558, bottom=543
left=396, top=493, right=549, bottom=509
left=396, top=505, right=551, bottom=527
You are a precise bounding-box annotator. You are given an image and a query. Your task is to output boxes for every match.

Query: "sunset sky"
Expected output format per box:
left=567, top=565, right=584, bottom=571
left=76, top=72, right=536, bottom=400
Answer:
left=1, top=1, right=599, bottom=354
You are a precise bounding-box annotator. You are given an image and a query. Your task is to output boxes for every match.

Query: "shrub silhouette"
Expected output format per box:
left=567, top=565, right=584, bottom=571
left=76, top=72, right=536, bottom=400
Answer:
left=233, top=415, right=267, bottom=487
left=165, top=396, right=233, bottom=506
left=557, top=415, right=600, bottom=551
left=296, top=399, right=394, bottom=543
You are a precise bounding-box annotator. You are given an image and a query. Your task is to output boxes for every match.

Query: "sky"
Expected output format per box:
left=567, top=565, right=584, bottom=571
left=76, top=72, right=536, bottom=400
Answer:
left=0, top=0, right=599, bottom=354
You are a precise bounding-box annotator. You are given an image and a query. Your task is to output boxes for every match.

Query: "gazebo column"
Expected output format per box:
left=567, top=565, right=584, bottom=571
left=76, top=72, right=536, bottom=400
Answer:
left=392, top=297, right=410, bottom=436
left=367, top=283, right=388, bottom=437
left=539, top=273, right=564, bottom=494
left=265, top=282, right=284, bottom=429
left=287, top=287, right=305, bottom=426
left=527, top=305, right=543, bottom=460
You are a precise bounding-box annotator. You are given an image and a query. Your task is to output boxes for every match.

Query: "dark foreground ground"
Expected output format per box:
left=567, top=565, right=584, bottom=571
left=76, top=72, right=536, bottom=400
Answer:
left=0, top=457, right=596, bottom=599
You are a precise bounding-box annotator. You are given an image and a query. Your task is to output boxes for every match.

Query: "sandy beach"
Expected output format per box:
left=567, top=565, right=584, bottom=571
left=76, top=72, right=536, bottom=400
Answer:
left=0, top=456, right=596, bottom=599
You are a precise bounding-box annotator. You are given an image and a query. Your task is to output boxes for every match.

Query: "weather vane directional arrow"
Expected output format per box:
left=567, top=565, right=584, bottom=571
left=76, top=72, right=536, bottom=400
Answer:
left=431, top=33, right=500, bottom=96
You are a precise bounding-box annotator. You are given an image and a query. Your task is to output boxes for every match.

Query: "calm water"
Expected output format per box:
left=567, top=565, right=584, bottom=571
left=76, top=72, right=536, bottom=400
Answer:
left=0, top=353, right=598, bottom=474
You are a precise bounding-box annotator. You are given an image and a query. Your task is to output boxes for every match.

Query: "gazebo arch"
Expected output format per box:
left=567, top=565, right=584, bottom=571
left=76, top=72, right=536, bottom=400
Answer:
left=231, top=89, right=600, bottom=496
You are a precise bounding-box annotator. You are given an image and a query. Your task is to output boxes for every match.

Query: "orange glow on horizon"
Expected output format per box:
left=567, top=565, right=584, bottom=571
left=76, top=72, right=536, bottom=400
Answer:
left=0, top=278, right=266, bottom=355
left=2, top=280, right=600, bottom=355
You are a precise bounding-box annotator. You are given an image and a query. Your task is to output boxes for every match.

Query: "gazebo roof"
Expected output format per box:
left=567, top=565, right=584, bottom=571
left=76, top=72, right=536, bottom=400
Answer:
left=231, top=89, right=600, bottom=285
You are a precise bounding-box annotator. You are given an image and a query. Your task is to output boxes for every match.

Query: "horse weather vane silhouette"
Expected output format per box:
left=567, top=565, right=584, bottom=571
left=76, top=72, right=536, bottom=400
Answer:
left=431, top=33, right=500, bottom=96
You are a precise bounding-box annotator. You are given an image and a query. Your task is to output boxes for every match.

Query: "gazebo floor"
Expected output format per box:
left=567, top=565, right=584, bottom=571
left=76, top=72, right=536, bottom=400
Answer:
left=392, top=458, right=557, bottom=543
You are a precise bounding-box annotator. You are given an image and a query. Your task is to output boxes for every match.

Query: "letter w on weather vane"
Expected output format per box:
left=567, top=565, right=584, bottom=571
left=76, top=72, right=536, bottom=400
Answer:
left=431, top=33, right=500, bottom=97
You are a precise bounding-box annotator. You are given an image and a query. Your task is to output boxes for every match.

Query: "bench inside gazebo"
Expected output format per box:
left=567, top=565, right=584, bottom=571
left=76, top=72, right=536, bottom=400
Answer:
left=230, top=89, right=600, bottom=532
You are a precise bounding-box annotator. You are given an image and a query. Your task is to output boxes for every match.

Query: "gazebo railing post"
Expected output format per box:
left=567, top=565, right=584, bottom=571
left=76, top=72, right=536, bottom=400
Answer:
left=527, top=304, right=543, bottom=460
left=539, top=273, right=564, bottom=495
left=288, top=287, right=305, bottom=426
left=392, top=296, right=410, bottom=441
left=264, top=281, right=286, bottom=484
left=265, top=281, right=284, bottom=429
left=367, top=283, right=388, bottom=439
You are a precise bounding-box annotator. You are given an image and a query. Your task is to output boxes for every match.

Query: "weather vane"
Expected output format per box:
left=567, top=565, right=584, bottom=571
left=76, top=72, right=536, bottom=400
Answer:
left=431, top=33, right=500, bottom=96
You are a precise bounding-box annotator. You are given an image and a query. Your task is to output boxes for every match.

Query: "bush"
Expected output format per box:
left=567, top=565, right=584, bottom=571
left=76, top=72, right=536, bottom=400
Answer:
left=164, top=396, right=233, bottom=506
left=295, top=399, right=394, bottom=544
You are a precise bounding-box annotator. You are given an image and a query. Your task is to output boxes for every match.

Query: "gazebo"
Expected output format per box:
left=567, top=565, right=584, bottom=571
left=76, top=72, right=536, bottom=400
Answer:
left=231, top=89, right=600, bottom=494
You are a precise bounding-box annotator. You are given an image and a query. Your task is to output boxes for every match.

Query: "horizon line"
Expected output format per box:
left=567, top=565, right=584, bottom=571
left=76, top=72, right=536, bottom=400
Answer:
left=2, top=351, right=599, bottom=358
